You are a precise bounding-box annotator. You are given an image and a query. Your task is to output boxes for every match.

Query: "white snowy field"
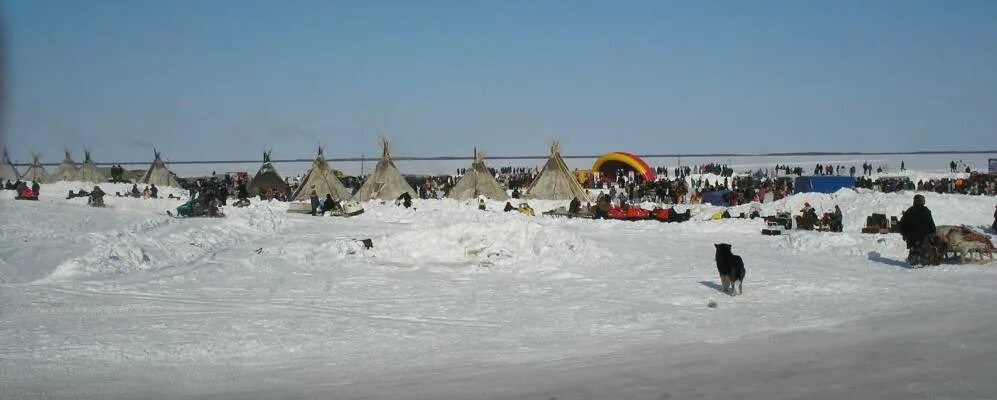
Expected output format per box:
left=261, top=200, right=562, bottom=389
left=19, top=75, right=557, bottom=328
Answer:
left=1, top=180, right=996, bottom=399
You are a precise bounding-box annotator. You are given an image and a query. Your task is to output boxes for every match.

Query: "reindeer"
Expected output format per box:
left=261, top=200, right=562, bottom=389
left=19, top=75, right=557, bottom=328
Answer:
left=937, top=225, right=995, bottom=264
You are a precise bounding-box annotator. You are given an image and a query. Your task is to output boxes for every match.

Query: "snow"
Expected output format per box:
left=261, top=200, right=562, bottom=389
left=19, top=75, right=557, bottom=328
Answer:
left=1, top=173, right=996, bottom=399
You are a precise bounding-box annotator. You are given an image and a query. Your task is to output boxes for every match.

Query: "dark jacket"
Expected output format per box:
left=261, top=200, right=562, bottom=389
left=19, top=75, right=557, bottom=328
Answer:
left=899, top=204, right=936, bottom=247
left=568, top=198, right=581, bottom=214
left=322, top=195, right=338, bottom=212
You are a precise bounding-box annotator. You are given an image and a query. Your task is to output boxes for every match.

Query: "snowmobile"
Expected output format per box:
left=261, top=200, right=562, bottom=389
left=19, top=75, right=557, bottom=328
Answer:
left=168, top=199, right=225, bottom=218
left=607, top=206, right=650, bottom=221
left=650, top=207, right=692, bottom=223
left=15, top=188, right=38, bottom=201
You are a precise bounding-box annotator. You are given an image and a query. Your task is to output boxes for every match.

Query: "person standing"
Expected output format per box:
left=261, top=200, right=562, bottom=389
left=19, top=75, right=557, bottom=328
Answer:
left=899, top=194, right=937, bottom=266
left=309, top=191, right=320, bottom=216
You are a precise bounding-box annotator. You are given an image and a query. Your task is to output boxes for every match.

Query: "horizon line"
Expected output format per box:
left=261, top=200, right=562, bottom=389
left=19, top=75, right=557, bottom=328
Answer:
left=8, top=149, right=996, bottom=167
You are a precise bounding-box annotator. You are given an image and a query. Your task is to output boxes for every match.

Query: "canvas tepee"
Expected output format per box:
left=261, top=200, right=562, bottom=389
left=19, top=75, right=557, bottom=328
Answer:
left=140, top=149, right=178, bottom=187
left=448, top=148, right=509, bottom=200
left=290, top=146, right=352, bottom=201
left=21, top=153, right=50, bottom=183
left=354, top=140, right=417, bottom=202
left=0, top=148, right=21, bottom=182
left=248, top=150, right=290, bottom=196
left=53, top=149, right=79, bottom=181
left=524, top=142, right=591, bottom=202
left=76, top=149, right=107, bottom=183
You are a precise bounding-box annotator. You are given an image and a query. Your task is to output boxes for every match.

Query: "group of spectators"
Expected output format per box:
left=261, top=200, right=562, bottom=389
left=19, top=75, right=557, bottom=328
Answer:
left=853, top=174, right=996, bottom=196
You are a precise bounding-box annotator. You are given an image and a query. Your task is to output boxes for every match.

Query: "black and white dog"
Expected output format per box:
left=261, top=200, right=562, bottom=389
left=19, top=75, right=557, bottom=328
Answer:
left=714, top=243, right=746, bottom=295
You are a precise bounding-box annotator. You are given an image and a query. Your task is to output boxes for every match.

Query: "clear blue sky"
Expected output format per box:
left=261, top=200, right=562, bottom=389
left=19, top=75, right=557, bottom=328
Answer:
left=2, top=0, right=996, bottom=163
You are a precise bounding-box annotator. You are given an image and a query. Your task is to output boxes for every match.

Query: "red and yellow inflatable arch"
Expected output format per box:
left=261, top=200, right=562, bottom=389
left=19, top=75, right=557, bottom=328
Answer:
left=591, top=152, right=656, bottom=182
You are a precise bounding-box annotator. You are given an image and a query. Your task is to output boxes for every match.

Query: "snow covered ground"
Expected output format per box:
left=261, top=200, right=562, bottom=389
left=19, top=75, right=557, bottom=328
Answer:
left=1, top=178, right=996, bottom=399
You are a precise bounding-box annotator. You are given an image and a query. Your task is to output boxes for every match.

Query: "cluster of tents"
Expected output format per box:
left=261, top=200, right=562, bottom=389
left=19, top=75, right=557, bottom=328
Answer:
left=265, top=140, right=594, bottom=206
left=0, top=148, right=178, bottom=187
left=2, top=140, right=593, bottom=205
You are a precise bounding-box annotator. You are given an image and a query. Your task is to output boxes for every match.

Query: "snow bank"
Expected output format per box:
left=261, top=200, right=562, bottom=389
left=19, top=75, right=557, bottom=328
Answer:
left=35, top=202, right=287, bottom=283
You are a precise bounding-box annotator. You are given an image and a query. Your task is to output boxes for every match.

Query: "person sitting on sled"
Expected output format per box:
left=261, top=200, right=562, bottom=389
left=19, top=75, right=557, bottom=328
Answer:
left=568, top=197, right=581, bottom=214
left=17, top=184, right=37, bottom=200
left=322, top=194, right=340, bottom=213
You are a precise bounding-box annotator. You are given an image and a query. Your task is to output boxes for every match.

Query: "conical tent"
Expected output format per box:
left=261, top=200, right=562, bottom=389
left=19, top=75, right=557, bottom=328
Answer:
left=0, top=148, right=21, bottom=182
left=53, top=149, right=79, bottom=181
left=248, top=150, right=290, bottom=196
left=354, top=140, right=417, bottom=202
left=524, top=142, right=591, bottom=202
left=21, top=153, right=50, bottom=183
left=76, top=150, right=106, bottom=183
left=140, top=149, right=178, bottom=186
left=291, top=147, right=352, bottom=201
left=448, top=148, right=509, bottom=200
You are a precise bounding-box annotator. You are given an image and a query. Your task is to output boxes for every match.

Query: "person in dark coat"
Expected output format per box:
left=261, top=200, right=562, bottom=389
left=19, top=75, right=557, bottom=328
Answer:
left=131, top=184, right=140, bottom=198
left=797, top=202, right=818, bottom=230
left=31, top=181, right=40, bottom=195
left=236, top=181, right=248, bottom=200
left=568, top=197, right=581, bottom=214
left=899, top=194, right=936, bottom=249
left=217, top=185, right=226, bottom=205
left=396, top=192, right=412, bottom=208
left=511, top=188, right=520, bottom=199
left=594, top=193, right=612, bottom=219
left=829, top=205, right=843, bottom=232
left=322, top=194, right=339, bottom=213
left=150, top=183, right=158, bottom=199
left=89, top=186, right=105, bottom=207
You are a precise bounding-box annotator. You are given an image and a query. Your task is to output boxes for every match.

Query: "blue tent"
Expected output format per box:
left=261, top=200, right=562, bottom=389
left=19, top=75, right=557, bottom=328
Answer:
left=701, top=190, right=730, bottom=206
left=794, top=176, right=855, bottom=194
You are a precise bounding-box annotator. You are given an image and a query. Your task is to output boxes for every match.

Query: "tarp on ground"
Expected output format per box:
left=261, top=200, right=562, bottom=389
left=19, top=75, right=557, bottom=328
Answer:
left=794, top=176, right=855, bottom=194
left=701, top=190, right=730, bottom=206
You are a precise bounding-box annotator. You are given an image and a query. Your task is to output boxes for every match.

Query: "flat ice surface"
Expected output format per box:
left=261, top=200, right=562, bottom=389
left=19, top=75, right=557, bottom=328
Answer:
left=1, top=179, right=995, bottom=399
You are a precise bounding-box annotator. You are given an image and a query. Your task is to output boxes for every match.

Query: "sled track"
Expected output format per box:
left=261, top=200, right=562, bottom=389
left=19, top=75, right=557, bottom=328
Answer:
left=22, top=285, right=506, bottom=329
